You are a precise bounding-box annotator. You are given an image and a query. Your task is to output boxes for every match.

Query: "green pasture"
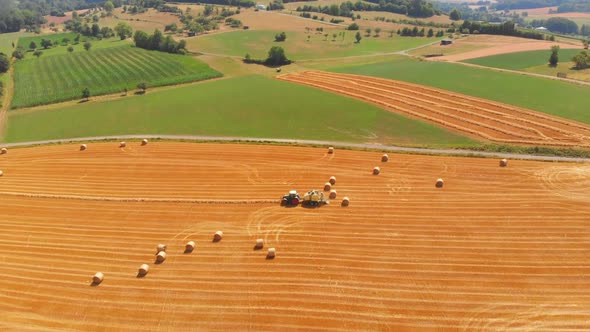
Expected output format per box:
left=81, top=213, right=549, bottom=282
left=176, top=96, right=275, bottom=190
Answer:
left=4, top=75, right=476, bottom=147
left=0, top=31, right=31, bottom=54
left=11, top=44, right=222, bottom=108
left=187, top=30, right=438, bottom=60
left=463, top=49, right=583, bottom=70
left=329, top=56, right=590, bottom=124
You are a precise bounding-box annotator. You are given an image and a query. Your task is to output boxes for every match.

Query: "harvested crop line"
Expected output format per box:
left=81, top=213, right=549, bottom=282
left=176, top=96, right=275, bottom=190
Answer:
left=278, top=71, right=590, bottom=147
left=0, top=191, right=276, bottom=204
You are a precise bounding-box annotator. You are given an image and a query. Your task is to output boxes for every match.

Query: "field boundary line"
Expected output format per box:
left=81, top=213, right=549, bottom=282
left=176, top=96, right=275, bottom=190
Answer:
left=1, top=135, right=589, bottom=162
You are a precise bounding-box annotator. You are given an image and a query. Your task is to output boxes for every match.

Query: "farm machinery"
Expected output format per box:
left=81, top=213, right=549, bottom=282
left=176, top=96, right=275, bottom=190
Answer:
left=281, top=190, right=301, bottom=206
left=281, top=189, right=328, bottom=207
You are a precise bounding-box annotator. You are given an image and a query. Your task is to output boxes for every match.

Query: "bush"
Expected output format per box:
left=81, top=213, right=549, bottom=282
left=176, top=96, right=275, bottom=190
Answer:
left=274, top=32, right=287, bottom=42
left=347, top=23, right=359, bottom=30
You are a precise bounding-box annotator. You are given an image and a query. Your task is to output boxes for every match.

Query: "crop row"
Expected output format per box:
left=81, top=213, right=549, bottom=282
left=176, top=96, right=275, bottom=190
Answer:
left=12, top=45, right=221, bottom=108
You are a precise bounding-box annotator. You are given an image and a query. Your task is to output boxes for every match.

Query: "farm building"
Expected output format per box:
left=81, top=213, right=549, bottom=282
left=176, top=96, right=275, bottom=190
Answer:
left=440, top=39, right=453, bottom=45
left=535, top=27, right=548, bottom=32
left=256, top=4, right=266, bottom=10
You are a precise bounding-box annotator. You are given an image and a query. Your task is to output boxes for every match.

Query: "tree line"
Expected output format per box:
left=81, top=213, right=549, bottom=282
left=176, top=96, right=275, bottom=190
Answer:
left=530, top=17, right=580, bottom=35
left=167, top=0, right=255, bottom=8
left=296, top=0, right=438, bottom=18
left=133, top=29, right=187, bottom=54
left=460, top=21, right=544, bottom=40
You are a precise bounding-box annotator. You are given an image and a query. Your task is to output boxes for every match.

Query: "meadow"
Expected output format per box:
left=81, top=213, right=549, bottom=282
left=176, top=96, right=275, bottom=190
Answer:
left=187, top=30, right=439, bottom=60
left=329, top=56, right=590, bottom=124
left=11, top=44, right=222, bottom=108
left=4, top=75, right=476, bottom=147
left=0, top=31, right=31, bottom=54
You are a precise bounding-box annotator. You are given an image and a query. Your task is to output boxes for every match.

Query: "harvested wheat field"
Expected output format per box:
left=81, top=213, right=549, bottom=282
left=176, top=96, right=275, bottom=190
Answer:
left=424, top=35, right=581, bottom=62
left=279, top=71, right=590, bottom=147
left=0, top=142, right=589, bottom=330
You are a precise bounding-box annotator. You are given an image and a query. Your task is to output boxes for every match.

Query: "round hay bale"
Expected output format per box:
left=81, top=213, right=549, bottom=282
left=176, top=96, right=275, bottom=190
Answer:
left=1, top=148, right=7, bottom=154
left=329, top=189, right=337, bottom=199
left=500, top=159, right=508, bottom=167
left=119, top=142, right=126, bottom=148
left=0, top=170, right=3, bottom=177
left=373, top=166, right=380, bottom=175
left=141, top=139, right=148, bottom=146
left=436, top=178, right=444, bottom=188
left=255, top=238, right=264, bottom=249
left=156, top=244, right=167, bottom=254
left=329, top=176, right=336, bottom=185
left=214, top=231, right=223, bottom=242
left=381, top=154, right=389, bottom=162
left=156, top=251, right=167, bottom=263
left=185, top=241, right=195, bottom=252
left=323, top=182, right=332, bottom=191
left=138, top=264, right=149, bottom=276
left=327, top=147, right=334, bottom=154
left=92, top=272, right=104, bottom=284
left=341, top=197, right=350, bottom=207
left=267, top=247, right=276, bottom=259
left=80, top=144, right=87, bottom=151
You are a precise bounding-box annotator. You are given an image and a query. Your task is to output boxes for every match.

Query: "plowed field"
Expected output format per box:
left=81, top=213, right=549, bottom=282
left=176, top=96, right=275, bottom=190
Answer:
left=278, top=71, right=590, bottom=148
left=1, top=142, right=589, bottom=330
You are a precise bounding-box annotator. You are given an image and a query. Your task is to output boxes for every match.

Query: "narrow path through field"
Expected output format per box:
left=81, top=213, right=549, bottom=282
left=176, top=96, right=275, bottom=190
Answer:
left=1, top=135, right=589, bottom=162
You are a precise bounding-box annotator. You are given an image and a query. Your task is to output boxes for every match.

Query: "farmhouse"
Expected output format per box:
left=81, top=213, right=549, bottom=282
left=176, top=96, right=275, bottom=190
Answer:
left=440, top=39, right=453, bottom=45
left=535, top=27, right=548, bottom=32
left=255, top=4, right=266, bottom=10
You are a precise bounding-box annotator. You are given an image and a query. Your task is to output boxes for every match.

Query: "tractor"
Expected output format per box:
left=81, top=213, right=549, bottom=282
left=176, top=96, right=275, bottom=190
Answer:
left=281, top=190, right=301, bottom=206
left=301, top=189, right=328, bottom=207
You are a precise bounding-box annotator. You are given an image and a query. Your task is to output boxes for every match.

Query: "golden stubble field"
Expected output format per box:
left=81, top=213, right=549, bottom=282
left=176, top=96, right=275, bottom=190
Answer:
left=0, top=142, right=589, bottom=330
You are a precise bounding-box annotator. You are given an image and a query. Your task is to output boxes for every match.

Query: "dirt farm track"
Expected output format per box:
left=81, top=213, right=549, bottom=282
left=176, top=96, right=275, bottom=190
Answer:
left=1, top=142, right=589, bottom=331
left=279, top=71, right=590, bottom=148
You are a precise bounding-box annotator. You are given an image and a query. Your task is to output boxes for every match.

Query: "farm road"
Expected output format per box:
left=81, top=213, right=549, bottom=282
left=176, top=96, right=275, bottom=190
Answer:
left=2, top=135, right=589, bottom=162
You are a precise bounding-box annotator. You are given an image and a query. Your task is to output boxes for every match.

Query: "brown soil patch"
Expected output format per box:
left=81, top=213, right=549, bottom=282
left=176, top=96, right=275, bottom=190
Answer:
left=1, top=142, right=589, bottom=330
left=278, top=71, right=590, bottom=147
left=421, top=35, right=582, bottom=61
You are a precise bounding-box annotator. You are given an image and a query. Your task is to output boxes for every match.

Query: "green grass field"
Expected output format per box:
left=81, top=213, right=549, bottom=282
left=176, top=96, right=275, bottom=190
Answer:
left=1, top=31, right=30, bottom=54
left=463, top=49, right=583, bottom=70
left=17, top=32, right=79, bottom=50
left=4, top=75, right=476, bottom=147
left=187, top=30, right=438, bottom=60
left=329, top=56, right=590, bottom=124
left=11, top=44, right=222, bottom=108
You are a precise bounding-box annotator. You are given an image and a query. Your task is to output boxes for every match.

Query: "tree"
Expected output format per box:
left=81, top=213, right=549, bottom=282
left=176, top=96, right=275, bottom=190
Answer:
left=114, top=22, right=133, bottom=40
left=12, top=48, right=25, bottom=60
left=355, top=31, right=362, bottom=43
left=274, top=32, right=287, bottom=42
left=572, top=51, right=590, bottom=69
left=40, top=39, right=52, bottom=49
left=103, top=1, right=114, bottom=14
left=374, top=27, right=381, bottom=37
left=427, top=28, right=434, bottom=37
left=62, top=37, right=70, bottom=45
left=29, top=41, right=37, bottom=50
left=84, top=41, right=92, bottom=51
left=365, top=28, right=371, bottom=37
left=346, top=23, right=359, bottom=31
left=584, top=40, right=589, bottom=50
left=265, top=46, right=290, bottom=66
left=67, top=46, right=74, bottom=53
left=449, top=9, right=461, bottom=21
left=549, top=45, right=559, bottom=67
left=0, top=53, right=9, bottom=73
left=389, top=30, right=394, bottom=38
left=82, top=87, right=90, bottom=101
left=33, top=50, right=42, bottom=58
left=150, top=29, right=163, bottom=50
left=137, top=82, right=147, bottom=93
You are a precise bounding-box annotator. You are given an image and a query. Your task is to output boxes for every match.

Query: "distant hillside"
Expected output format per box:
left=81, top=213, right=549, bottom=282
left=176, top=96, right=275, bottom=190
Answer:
left=494, top=0, right=590, bottom=12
